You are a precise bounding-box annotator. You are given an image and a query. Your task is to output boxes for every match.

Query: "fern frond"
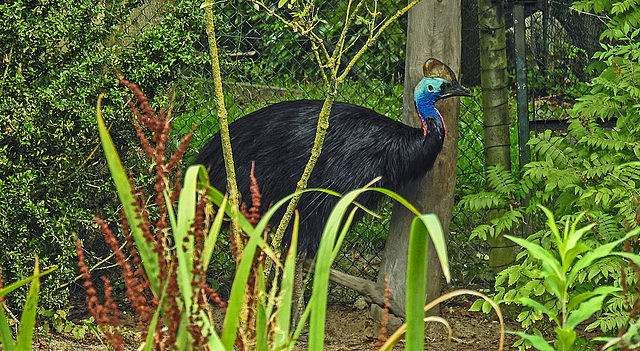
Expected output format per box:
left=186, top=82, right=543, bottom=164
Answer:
left=612, top=162, right=640, bottom=188
left=486, top=164, right=519, bottom=195
left=491, top=209, right=525, bottom=237
left=460, top=191, right=506, bottom=211
left=529, top=130, right=572, bottom=166
left=585, top=311, right=628, bottom=333
left=583, top=153, right=617, bottom=179
left=580, top=132, right=634, bottom=152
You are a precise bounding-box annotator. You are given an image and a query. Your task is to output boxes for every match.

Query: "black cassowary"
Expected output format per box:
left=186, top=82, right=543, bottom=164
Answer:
left=195, top=62, right=471, bottom=258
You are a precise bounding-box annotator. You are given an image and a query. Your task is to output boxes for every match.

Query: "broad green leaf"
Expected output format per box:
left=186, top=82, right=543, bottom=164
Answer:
left=405, top=214, right=431, bottom=351
left=555, top=327, right=577, bottom=351
left=562, top=243, right=591, bottom=273
left=469, top=299, right=484, bottom=311
left=506, top=235, right=563, bottom=278
left=612, top=251, right=640, bottom=268
left=518, top=297, right=556, bottom=322
left=567, top=227, right=640, bottom=284
left=539, top=205, right=562, bottom=247
left=565, top=212, right=589, bottom=252
left=566, top=294, right=608, bottom=330
left=567, top=286, right=620, bottom=311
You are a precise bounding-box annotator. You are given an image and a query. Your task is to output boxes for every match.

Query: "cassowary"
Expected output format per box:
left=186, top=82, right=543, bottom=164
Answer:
left=195, top=61, right=471, bottom=258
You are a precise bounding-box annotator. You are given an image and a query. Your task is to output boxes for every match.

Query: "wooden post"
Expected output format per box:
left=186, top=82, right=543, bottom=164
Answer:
left=377, top=0, right=462, bottom=317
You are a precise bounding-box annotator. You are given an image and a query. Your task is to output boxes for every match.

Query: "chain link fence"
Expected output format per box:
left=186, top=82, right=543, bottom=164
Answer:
left=119, top=0, right=603, bottom=301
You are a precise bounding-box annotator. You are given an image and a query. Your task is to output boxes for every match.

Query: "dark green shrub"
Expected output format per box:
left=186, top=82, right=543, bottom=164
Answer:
left=0, top=0, right=215, bottom=310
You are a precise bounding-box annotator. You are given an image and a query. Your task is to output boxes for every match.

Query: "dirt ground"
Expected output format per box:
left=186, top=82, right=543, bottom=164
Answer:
left=33, top=300, right=520, bottom=351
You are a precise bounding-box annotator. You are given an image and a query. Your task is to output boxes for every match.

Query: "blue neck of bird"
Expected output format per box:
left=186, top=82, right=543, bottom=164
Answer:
left=415, top=95, right=444, bottom=136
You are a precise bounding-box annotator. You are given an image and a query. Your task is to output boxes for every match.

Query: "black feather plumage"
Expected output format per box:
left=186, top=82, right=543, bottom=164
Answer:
left=195, top=99, right=447, bottom=256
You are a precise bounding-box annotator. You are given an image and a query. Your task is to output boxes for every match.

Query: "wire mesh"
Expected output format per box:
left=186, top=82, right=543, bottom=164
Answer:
left=117, top=0, right=602, bottom=302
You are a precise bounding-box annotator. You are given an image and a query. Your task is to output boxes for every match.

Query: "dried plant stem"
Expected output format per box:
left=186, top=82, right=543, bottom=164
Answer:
left=202, top=0, right=243, bottom=252
left=57, top=241, right=127, bottom=290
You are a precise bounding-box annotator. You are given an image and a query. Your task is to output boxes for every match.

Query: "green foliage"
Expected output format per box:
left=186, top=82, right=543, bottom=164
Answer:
left=527, top=41, right=591, bottom=100
left=0, top=0, right=219, bottom=310
left=38, top=310, right=98, bottom=341
left=472, top=207, right=640, bottom=350
left=465, top=0, right=640, bottom=345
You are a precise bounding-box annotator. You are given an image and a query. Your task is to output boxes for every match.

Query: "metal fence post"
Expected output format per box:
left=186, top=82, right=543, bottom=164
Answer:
left=514, top=3, right=530, bottom=170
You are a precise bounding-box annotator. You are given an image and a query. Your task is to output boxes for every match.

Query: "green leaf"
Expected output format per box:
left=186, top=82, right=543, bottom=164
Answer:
left=271, top=212, right=300, bottom=349
left=0, top=266, right=57, bottom=300
left=518, top=297, right=558, bottom=324
left=567, top=227, right=640, bottom=284
left=567, top=286, right=620, bottom=311
left=255, top=265, right=268, bottom=351
left=469, top=299, right=485, bottom=311
left=538, top=206, right=563, bottom=249
left=505, top=235, right=563, bottom=278
left=510, top=331, right=555, bottom=351
left=566, top=294, right=609, bottom=330
left=404, top=214, right=431, bottom=351
left=0, top=298, right=16, bottom=351
left=15, top=257, right=41, bottom=351
left=555, top=327, right=577, bottom=351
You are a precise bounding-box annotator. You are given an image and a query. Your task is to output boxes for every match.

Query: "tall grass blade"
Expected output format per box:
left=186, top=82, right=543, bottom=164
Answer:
left=221, top=193, right=301, bottom=348
left=142, top=265, right=171, bottom=351
left=173, top=165, right=206, bottom=312
left=0, top=266, right=57, bottom=300
left=255, top=265, right=268, bottom=351
left=404, top=214, right=433, bottom=351
left=309, top=188, right=370, bottom=349
left=0, top=306, right=16, bottom=351
left=15, top=257, right=41, bottom=351
left=200, top=192, right=228, bottom=270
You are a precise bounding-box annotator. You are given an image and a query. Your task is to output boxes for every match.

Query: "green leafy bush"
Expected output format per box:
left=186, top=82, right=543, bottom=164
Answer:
left=465, top=0, right=640, bottom=346
left=0, top=0, right=218, bottom=310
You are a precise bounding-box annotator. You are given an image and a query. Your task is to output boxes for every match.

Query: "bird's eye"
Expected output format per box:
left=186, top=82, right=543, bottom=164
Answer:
left=427, top=85, right=434, bottom=92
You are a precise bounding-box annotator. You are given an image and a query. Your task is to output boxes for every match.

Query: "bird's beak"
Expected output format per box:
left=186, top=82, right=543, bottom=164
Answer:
left=438, top=81, right=472, bottom=100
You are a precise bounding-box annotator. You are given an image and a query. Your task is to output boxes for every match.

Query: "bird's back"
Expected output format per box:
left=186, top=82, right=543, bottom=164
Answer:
left=195, top=99, right=442, bottom=255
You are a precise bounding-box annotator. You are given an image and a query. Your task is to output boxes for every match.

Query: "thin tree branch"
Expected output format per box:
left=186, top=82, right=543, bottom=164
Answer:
left=272, top=0, right=425, bottom=254
left=338, top=0, right=422, bottom=83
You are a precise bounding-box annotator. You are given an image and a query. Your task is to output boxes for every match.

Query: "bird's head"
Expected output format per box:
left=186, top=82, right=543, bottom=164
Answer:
left=414, top=77, right=472, bottom=136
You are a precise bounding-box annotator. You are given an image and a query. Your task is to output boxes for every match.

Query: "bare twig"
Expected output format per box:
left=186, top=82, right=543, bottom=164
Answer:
left=57, top=241, right=128, bottom=290
left=267, top=0, right=426, bottom=258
